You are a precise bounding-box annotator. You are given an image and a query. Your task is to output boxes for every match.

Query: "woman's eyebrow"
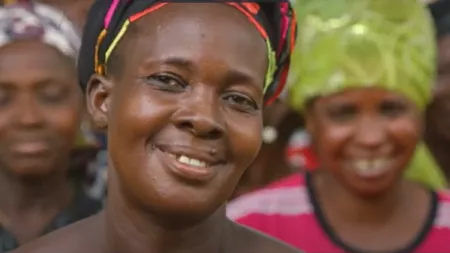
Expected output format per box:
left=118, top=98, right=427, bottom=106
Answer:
left=141, top=56, right=262, bottom=90
left=141, top=56, right=196, bottom=73
left=223, top=68, right=263, bottom=93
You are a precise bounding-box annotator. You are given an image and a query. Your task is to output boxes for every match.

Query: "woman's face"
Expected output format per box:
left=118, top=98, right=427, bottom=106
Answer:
left=306, top=87, right=421, bottom=197
left=87, top=3, right=267, bottom=217
left=0, top=40, right=82, bottom=177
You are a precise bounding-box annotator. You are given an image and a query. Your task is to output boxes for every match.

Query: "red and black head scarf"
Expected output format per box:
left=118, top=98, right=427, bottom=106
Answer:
left=78, top=0, right=297, bottom=104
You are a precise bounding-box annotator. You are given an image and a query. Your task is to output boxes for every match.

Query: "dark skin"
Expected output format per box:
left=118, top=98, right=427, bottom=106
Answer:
left=307, top=87, right=432, bottom=252
left=12, top=4, right=301, bottom=253
left=424, top=35, right=450, bottom=183
left=0, top=40, right=82, bottom=244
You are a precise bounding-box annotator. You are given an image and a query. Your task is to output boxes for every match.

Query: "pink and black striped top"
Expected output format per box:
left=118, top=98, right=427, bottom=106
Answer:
left=228, top=173, right=450, bottom=253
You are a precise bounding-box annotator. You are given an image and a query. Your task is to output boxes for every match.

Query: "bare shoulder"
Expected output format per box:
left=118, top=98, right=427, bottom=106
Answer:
left=228, top=221, right=303, bottom=253
left=11, top=215, right=104, bottom=253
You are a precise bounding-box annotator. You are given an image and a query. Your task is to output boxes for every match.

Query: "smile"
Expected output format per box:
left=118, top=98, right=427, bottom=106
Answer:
left=348, top=157, right=392, bottom=178
left=11, top=141, right=50, bottom=155
left=169, top=153, right=208, bottom=168
left=154, top=144, right=224, bottom=183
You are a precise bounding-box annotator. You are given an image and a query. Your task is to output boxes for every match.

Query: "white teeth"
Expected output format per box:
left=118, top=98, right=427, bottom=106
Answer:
left=355, top=160, right=370, bottom=172
left=166, top=152, right=176, bottom=158
left=373, top=159, right=384, bottom=169
left=351, top=158, right=389, bottom=177
left=176, top=155, right=207, bottom=168
left=179, top=155, right=190, bottom=164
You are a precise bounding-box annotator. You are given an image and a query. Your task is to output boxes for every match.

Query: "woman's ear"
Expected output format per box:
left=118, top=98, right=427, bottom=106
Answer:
left=85, top=74, right=112, bottom=130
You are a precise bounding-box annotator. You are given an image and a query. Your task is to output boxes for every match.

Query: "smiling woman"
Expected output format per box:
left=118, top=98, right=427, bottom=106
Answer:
left=0, top=2, right=102, bottom=252
left=11, top=1, right=300, bottom=253
left=228, top=0, right=450, bottom=252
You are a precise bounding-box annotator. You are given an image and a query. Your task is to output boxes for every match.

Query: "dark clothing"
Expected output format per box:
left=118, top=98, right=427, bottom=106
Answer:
left=430, top=0, right=450, bottom=37
left=0, top=189, right=102, bottom=252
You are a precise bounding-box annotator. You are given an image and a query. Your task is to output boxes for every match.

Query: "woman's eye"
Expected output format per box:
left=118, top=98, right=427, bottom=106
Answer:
left=224, top=94, right=258, bottom=112
left=144, top=74, right=186, bottom=92
left=40, top=88, right=69, bottom=104
left=326, top=105, right=357, bottom=123
left=379, top=101, right=408, bottom=118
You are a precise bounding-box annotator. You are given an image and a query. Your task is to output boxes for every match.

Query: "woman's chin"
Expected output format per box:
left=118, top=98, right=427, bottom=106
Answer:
left=335, top=165, right=402, bottom=198
left=128, top=187, right=224, bottom=221
left=345, top=179, right=398, bottom=198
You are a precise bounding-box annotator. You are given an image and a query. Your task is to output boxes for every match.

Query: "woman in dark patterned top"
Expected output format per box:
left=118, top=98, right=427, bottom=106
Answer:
left=0, top=2, right=102, bottom=251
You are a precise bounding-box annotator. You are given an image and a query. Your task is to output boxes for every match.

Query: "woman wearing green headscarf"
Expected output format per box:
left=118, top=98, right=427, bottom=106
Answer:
left=228, top=1, right=450, bottom=252
left=288, top=0, right=447, bottom=190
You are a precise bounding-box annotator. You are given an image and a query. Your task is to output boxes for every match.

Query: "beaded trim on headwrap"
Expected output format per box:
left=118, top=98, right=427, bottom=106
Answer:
left=0, top=1, right=80, bottom=59
left=78, top=0, right=297, bottom=104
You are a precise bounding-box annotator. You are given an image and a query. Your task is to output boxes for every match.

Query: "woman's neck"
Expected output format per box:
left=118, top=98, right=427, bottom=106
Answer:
left=104, top=182, right=228, bottom=253
left=0, top=166, right=73, bottom=244
left=313, top=170, right=408, bottom=226
left=0, top=168, right=72, bottom=218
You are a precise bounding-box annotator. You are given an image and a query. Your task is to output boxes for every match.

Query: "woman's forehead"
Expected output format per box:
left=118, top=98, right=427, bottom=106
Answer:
left=131, top=3, right=264, bottom=44
left=117, top=4, right=267, bottom=81
left=0, top=41, right=76, bottom=83
left=0, top=40, right=68, bottom=65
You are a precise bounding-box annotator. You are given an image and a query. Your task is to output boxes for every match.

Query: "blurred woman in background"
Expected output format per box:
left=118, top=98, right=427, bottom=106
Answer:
left=228, top=1, right=450, bottom=252
left=0, top=2, right=101, bottom=251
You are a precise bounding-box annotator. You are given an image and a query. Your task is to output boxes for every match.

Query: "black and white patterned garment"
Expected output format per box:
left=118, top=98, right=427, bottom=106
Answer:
left=0, top=1, right=80, bottom=58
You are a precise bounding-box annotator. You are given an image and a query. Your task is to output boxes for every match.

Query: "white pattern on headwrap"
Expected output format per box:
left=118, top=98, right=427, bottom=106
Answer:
left=0, top=2, right=80, bottom=60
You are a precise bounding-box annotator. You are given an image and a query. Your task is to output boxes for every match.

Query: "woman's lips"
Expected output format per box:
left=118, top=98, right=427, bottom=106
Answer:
left=154, top=145, right=221, bottom=183
left=346, top=157, right=392, bottom=179
left=11, top=141, right=50, bottom=155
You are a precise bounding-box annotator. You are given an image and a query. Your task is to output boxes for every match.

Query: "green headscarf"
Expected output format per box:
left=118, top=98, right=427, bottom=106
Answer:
left=288, top=0, right=447, bottom=189
left=406, top=143, right=447, bottom=189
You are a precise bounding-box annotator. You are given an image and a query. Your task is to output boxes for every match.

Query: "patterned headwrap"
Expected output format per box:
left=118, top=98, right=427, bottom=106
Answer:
left=0, top=1, right=80, bottom=59
left=78, top=0, right=297, bottom=104
left=288, top=0, right=435, bottom=112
